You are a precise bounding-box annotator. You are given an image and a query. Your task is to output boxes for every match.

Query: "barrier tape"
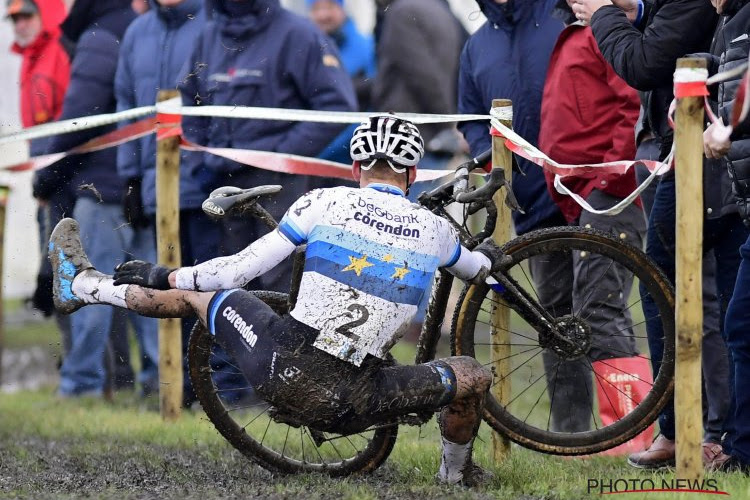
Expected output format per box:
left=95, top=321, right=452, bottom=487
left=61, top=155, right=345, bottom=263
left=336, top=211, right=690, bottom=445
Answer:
left=0, top=96, right=490, bottom=146
left=673, top=67, right=709, bottom=98
left=488, top=108, right=672, bottom=216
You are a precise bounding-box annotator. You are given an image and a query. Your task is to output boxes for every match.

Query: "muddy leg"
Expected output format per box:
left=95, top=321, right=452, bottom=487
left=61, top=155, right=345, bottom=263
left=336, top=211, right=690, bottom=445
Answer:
left=436, top=356, right=492, bottom=486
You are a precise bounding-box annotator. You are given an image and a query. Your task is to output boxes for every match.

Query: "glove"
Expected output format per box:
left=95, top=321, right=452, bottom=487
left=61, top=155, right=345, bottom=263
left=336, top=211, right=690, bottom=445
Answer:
left=30, top=272, right=55, bottom=317
left=113, top=260, right=174, bottom=289
left=123, top=177, right=150, bottom=229
left=473, top=238, right=508, bottom=273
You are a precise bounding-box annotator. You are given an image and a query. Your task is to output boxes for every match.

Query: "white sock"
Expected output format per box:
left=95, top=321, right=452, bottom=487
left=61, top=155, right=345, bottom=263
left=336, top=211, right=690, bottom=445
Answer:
left=71, top=270, right=128, bottom=308
left=438, top=437, right=474, bottom=484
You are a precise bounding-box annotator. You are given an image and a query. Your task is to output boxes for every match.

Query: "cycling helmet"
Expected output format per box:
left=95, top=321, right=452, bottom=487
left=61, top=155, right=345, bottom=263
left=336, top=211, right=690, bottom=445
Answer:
left=350, top=114, right=425, bottom=173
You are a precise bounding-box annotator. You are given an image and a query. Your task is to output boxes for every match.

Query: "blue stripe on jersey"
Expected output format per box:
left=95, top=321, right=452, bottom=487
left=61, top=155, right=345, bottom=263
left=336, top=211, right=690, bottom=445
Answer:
left=367, top=183, right=405, bottom=196
left=445, top=243, right=462, bottom=268
left=278, top=217, right=306, bottom=245
left=208, top=289, right=240, bottom=335
left=306, top=241, right=434, bottom=290
left=308, top=225, right=440, bottom=272
left=305, top=256, right=426, bottom=305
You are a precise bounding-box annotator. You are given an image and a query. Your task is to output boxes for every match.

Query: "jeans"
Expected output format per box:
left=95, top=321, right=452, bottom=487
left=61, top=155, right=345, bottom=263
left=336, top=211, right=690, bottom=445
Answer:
left=724, top=234, right=750, bottom=462
left=59, top=198, right=159, bottom=396
left=641, top=174, right=748, bottom=441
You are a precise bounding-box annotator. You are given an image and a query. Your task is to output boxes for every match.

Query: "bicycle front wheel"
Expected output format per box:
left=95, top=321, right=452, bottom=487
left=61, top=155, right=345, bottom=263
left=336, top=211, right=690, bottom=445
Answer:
left=452, top=227, right=675, bottom=455
left=188, top=290, right=398, bottom=475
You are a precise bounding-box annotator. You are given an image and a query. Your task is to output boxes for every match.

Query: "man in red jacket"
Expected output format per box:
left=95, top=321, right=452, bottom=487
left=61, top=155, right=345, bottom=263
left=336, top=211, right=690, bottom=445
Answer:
left=8, top=0, right=69, bottom=130
left=537, top=1, right=647, bottom=435
left=8, top=0, right=73, bottom=354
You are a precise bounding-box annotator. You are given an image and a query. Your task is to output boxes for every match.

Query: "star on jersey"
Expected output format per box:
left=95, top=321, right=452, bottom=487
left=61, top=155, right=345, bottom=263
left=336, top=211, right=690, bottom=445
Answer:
left=391, top=265, right=411, bottom=280
left=342, top=254, right=374, bottom=276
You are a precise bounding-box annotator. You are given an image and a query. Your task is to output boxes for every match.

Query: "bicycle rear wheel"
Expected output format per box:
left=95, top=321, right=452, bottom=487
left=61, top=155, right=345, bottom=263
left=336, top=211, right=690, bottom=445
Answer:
left=188, top=290, right=398, bottom=475
left=452, top=227, right=675, bottom=455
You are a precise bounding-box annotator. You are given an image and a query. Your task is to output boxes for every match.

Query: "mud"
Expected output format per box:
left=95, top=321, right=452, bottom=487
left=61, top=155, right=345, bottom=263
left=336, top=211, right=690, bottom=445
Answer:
left=0, top=436, right=506, bottom=500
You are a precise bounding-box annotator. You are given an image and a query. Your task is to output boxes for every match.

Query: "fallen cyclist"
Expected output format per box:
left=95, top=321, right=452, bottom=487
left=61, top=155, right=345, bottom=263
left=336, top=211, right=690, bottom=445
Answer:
left=49, top=114, right=505, bottom=486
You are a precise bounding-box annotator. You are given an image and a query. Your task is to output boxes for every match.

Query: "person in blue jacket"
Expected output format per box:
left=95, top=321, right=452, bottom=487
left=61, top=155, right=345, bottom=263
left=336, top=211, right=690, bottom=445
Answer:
left=307, top=0, right=376, bottom=164
left=115, top=0, right=237, bottom=406
left=31, top=0, right=160, bottom=398
left=179, top=0, right=357, bottom=291
left=458, top=0, right=594, bottom=432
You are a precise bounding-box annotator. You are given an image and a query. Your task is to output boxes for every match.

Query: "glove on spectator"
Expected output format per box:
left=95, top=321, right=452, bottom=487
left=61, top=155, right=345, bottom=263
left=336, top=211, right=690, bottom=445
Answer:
left=113, top=260, right=174, bottom=290
left=123, top=177, right=150, bottom=229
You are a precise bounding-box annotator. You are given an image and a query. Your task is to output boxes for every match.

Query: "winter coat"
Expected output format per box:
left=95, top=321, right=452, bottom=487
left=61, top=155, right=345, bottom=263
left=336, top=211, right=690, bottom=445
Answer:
left=458, top=0, right=563, bottom=234
left=33, top=0, right=135, bottom=204
left=178, top=0, right=357, bottom=191
left=11, top=0, right=69, bottom=133
left=115, top=0, right=206, bottom=215
left=539, top=23, right=641, bottom=223
left=589, top=0, right=718, bottom=160
left=590, top=0, right=734, bottom=220
left=710, top=0, right=750, bottom=221
left=371, top=0, right=465, bottom=147
left=318, top=16, right=376, bottom=164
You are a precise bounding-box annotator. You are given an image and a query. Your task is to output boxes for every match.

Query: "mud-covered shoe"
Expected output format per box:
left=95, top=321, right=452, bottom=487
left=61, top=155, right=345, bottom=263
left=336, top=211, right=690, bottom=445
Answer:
left=437, top=462, right=494, bottom=487
left=49, top=218, right=93, bottom=314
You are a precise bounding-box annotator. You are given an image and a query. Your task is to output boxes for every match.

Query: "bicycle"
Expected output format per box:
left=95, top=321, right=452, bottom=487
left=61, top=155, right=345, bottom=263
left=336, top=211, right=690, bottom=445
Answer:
left=187, top=156, right=675, bottom=475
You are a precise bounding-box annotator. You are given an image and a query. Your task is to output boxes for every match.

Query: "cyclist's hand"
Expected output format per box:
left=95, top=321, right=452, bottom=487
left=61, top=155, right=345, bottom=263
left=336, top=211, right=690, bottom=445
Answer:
left=473, top=238, right=508, bottom=273
left=113, top=260, right=174, bottom=289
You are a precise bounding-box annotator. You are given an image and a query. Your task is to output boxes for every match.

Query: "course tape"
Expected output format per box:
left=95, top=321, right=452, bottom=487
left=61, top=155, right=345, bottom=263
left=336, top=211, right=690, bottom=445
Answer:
left=0, top=97, right=489, bottom=146
left=674, top=67, right=709, bottom=98
left=488, top=107, right=672, bottom=216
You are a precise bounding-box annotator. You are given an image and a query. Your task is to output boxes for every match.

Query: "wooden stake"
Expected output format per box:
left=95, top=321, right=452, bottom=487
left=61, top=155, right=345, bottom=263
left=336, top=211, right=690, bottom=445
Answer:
left=0, top=186, right=8, bottom=385
left=674, top=57, right=705, bottom=481
left=156, top=89, right=183, bottom=421
left=490, top=98, right=513, bottom=460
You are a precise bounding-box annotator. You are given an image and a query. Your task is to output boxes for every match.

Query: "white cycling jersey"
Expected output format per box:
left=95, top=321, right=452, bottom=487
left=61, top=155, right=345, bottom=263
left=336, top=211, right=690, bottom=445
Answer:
left=175, top=183, right=490, bottom=365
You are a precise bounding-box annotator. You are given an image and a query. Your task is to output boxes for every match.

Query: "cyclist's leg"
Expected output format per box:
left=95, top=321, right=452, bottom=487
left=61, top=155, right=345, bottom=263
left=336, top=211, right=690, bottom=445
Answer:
left=49, top=217, right=214, bottom=323
left=366, top=356, right=491, bottom=485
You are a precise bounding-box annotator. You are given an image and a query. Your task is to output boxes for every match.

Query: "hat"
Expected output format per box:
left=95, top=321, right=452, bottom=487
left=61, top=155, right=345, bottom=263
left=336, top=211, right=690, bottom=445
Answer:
left=6, top=0, right=38, bottom=17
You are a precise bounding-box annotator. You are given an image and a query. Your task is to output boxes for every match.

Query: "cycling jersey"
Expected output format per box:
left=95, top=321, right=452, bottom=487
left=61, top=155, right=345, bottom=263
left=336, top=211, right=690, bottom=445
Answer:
left=175, top=183, right=490, bottom=365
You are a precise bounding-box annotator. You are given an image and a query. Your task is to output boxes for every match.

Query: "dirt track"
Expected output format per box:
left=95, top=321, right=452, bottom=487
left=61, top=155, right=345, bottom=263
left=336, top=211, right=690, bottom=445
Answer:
left=0, top=436, right=516, bottom=500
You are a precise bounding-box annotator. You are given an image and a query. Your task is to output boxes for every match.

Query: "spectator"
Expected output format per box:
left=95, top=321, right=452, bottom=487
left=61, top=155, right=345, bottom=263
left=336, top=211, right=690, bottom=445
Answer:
left=6, top=0, right=73, bottom=355
left=458, top=0, right=574, bottom=427
left=308, top=0, right=376, bottom=164
left=178, top=0, right=357, bottom=291
left=536, top=0, right=647, bottom=433
left=32, top=0, right=157, bottom=398
left=372, top=0, right=466, bottom=172
left=702, top=0, right=750, bottom=474
left=115, top=0, right=220, bottom=405
left=575, top=0, right=746, bottom=470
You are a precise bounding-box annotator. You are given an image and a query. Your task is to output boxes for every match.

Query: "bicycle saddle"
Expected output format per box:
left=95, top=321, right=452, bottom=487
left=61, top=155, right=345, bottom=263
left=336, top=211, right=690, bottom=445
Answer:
left=202, top=184, right=282, bottom=218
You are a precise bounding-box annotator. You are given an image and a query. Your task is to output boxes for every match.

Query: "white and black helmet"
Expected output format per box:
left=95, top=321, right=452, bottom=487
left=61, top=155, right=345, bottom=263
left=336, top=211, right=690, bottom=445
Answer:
left=350, top=114, right=425, bottom=173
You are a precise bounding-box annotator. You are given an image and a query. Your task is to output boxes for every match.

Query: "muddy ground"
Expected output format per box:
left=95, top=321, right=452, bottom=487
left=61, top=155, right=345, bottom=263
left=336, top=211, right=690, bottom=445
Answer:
left=0, top=435, right=527, bottom=500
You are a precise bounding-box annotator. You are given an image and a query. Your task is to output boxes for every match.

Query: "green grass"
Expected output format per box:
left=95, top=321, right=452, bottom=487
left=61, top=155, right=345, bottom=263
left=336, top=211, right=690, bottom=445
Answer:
left=1, top=389, right=749, bottom=499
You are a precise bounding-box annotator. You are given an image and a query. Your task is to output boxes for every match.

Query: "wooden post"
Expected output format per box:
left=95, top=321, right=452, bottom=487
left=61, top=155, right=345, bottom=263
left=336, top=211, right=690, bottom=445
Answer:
left=156, top=90, right=183, bottom=420
left=490, top=98, right=513, bottom=460
left=0, top=186, right=8, bottom=385
left=674, top=58, right=705, bottom=481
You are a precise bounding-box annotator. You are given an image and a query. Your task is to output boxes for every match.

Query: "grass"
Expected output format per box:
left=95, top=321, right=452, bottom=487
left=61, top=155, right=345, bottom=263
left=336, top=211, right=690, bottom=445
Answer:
left=1, top=389, right=749, bottom=499
left=2, top=301, right=750, bottom=498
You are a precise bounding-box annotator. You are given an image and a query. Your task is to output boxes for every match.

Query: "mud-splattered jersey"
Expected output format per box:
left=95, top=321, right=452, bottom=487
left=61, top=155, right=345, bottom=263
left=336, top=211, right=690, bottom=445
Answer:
left=175, top=183, right=490, bottom=365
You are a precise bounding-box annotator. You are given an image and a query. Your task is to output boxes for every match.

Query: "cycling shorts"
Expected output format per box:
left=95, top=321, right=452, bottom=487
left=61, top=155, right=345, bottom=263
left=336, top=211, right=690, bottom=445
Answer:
left=207, top=289, right=458, bottom=433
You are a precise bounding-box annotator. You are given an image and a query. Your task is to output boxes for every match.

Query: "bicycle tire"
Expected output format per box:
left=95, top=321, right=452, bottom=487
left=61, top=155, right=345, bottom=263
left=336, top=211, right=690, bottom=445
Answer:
left=452, top=227, right=675, bottom=455
left=188, top=290, right=398, bottom=475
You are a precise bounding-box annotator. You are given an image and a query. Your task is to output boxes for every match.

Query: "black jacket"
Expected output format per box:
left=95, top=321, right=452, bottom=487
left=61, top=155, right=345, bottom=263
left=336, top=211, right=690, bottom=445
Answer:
left=710, top=0, right=750, bottom=221
left=34, top=0, right=136, bottom=204
left=590, top=0, right=718, bottom=160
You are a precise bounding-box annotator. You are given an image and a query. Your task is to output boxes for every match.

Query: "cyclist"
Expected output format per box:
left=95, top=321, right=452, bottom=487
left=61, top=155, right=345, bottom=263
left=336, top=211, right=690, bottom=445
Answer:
left=49, top=114, right=504, bottom=486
